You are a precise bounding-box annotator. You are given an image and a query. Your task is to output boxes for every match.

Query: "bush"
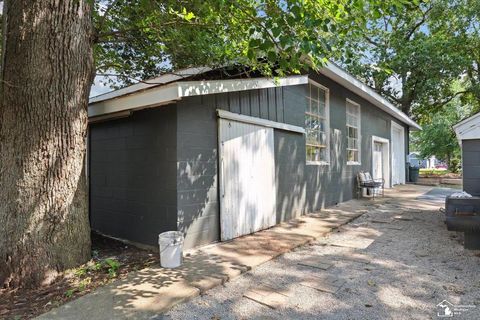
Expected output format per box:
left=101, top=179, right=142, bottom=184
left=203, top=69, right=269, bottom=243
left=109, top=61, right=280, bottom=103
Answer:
left=449, top=159, right=460, bottom=173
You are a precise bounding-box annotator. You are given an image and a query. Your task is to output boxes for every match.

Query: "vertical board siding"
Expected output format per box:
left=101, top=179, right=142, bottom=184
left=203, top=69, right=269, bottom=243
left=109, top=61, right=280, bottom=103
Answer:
left=229, top=91, right=241, bottom=114
left=240, top=91, right=251, bottom=115
left=250, top=90, right=260, bottom=118
left=462, top=140, right=480, bottom=196
left=259, top=89, right=270, bottom=120
left=267, top=87, right=277, bottom=121
left=276, top=88, right=284, bottom=123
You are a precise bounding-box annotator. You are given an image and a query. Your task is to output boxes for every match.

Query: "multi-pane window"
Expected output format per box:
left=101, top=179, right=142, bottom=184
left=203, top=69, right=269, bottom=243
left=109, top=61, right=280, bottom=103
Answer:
left=346, top=99, right=361, bottom=164
left=306, top=81, right=329, bottom=163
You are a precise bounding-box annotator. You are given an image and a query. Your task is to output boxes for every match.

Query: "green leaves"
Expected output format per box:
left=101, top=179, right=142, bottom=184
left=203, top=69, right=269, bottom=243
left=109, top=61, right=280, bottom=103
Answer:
left=340, top=0, right=480, bottom=120
left=92, top=0, right=411, bottom=87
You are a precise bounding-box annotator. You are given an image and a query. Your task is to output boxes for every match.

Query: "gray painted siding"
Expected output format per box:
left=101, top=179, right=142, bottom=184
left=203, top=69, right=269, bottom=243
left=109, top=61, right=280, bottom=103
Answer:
left=275, top=130, right=307, bottom=222
left=176, top=87, right=290, bottom=248
left=176, top=95, right=219, bottom=249
left=177, top=78, right=408, bottom=248
left=462, top=139, right=480, bottom=196
left=89, top=106, right=178, bottom=246
left=304, top=73, right=404, bottom=210
left=89, top=73, right=411, bottom=250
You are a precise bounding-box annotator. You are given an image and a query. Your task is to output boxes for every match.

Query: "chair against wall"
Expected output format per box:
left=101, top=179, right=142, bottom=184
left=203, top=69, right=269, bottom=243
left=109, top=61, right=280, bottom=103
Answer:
left=357, top=171, right=384, bottom=199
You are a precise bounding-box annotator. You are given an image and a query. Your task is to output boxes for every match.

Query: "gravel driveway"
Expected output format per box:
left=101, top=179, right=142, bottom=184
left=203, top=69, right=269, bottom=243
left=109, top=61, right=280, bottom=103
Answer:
left=161, top=188, right=480, bottom=320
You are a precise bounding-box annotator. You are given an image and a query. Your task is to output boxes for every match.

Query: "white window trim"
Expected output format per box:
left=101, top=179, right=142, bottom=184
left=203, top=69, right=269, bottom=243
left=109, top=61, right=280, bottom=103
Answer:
left=306, top=79, right=330, bottom=166
left=346, top=98, right=361, bottom=166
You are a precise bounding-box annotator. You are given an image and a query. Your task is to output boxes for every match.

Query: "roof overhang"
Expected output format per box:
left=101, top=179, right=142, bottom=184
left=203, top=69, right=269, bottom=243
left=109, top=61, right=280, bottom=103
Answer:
left=453, top=112, right=480, bottom=143
left=320, top=62, right=421, bottom=130
left=89, top=66, right=212, bottom=104
left=88, top=63, right=421, bottom=131
left=89, top=75, right=308, bottom=118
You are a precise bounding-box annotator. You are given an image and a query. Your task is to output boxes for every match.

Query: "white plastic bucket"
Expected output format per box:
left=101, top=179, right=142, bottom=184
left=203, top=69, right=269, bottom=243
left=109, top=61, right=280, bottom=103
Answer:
left=159, top=231, right=184, bottom=268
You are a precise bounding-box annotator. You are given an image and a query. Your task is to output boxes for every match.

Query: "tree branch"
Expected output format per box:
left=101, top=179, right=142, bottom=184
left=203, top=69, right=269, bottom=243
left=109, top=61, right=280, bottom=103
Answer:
left=404, top=5, right=433, bottom=41
left=96, top=21, right=219, bottom=42
left=94, top=0, right=122, bottom=43
left=432, top=90, right=469, bottom=108
left=363, top=35, right=381, bottom=47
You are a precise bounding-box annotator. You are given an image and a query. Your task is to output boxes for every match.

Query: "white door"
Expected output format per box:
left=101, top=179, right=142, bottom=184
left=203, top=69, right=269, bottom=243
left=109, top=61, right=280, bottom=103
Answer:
left=373, top=142, right=384, bottom=180
left=219, top=119, right=276, bottom=241
left=391, top=122, right=406, bottom=185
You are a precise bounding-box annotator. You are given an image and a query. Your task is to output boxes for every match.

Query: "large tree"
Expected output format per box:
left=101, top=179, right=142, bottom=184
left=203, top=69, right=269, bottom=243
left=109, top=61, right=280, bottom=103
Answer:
left=339, top=0, right=480, bottom=121
left=411, top=84, right=475, bottom=171
left=0, top=0, right=406, bottom=288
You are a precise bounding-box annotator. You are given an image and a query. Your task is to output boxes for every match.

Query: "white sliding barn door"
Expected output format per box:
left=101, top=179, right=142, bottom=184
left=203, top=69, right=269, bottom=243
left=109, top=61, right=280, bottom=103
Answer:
left=391, top=122, right=406, bottom=185
left=219, top=119, right=276, bottom=241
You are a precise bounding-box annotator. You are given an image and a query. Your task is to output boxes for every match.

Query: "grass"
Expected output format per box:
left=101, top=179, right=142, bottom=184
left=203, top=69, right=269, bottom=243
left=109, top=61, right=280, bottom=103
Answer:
left=419, top=169, right=451, bottom=176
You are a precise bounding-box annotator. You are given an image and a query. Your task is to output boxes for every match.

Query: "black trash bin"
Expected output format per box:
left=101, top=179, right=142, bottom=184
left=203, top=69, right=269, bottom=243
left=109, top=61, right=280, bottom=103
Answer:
left=409, top=166, right=419, bottom=183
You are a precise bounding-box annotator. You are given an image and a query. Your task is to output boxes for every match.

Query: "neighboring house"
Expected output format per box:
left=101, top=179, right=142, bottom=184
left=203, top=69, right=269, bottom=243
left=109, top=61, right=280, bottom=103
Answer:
left=453, top=112, right=480, bottom=195
left=408, top=152, right=439, bottom=169
left=87, top=63, right=421, bottom=249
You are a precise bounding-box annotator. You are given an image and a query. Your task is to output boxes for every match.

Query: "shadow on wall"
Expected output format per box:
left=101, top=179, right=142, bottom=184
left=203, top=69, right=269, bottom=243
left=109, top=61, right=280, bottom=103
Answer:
left=277, top=127, right=351, bottom=215
left=176, top=144, right=218, bottom=249
left=180, top=117, right=355, bottom=249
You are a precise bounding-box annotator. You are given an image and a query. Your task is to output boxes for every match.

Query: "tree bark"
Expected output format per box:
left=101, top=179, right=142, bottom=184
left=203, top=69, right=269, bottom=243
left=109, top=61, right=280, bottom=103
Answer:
left=0, top=0, right=94, bottom=288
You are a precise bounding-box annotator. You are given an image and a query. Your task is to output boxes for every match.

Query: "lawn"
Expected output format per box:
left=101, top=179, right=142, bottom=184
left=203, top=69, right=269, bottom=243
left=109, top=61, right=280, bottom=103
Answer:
left=419, top=168, right=450, bottom=175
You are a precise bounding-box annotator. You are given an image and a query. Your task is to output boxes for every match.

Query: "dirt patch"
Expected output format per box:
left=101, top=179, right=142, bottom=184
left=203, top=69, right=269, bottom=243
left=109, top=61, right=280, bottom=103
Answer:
left=0, top=233, right=158, bottom=320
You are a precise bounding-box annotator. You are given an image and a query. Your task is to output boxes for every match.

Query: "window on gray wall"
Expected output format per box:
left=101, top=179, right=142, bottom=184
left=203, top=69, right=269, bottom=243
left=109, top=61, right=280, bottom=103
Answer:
left=306, top=80, right=330, bottom=164
left=346, top=99, right=361, bottom=164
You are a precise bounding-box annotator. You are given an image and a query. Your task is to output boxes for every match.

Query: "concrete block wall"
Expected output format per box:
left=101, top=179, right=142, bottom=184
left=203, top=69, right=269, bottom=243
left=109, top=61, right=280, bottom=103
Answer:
left=88, top=72, right=411, bottom=250
left=304, top=73, right=406, bottom=210
left=89, top=106, right=178, bottom=246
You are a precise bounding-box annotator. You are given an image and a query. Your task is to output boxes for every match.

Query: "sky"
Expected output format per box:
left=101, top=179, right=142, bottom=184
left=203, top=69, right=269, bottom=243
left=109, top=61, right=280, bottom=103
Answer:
left=90, top=76, right=114, bottom=98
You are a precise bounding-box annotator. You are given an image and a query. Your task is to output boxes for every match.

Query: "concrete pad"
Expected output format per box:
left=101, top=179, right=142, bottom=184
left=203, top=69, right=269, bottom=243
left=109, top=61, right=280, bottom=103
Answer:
left=189, top=275, right=227, bottom=294
left=297, top=256, right=333, bottom=270
left=336, top=253, right=372, bottom=265
left=244, top=286, right=290, bottom=309
left=394, top=215, right=414, bottom=221
left=200, top=231, right=311, bottom=270
left=37, top=278, right=200, bottom=320
left=326, top=237, right=375, bottom=249
left=37, top=199, right=372, bottom=319
left=300, top=277, right=345, bottom=294
left=370, top=218, right=393, bottom=224
left=383, top=224, right=404, bottom=230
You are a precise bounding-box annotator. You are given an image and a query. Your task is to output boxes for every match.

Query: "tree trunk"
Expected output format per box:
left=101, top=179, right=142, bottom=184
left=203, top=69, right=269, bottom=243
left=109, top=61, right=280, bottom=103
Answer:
left=446, top=153, right=452, bottom=171
left=0, top=0, right=94, bottom=288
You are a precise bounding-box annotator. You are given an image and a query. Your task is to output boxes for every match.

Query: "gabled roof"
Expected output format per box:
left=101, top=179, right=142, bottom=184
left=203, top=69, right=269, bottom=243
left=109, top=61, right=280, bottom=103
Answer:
left=453, top=112, right=480, bottom=142
left=320, top=62, right=420, bottom=130
left=89, top=63, right=421, bottom=130
left=89, top=74, right=308, bottom=117
left=89, top=66, right=212, bottom=104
